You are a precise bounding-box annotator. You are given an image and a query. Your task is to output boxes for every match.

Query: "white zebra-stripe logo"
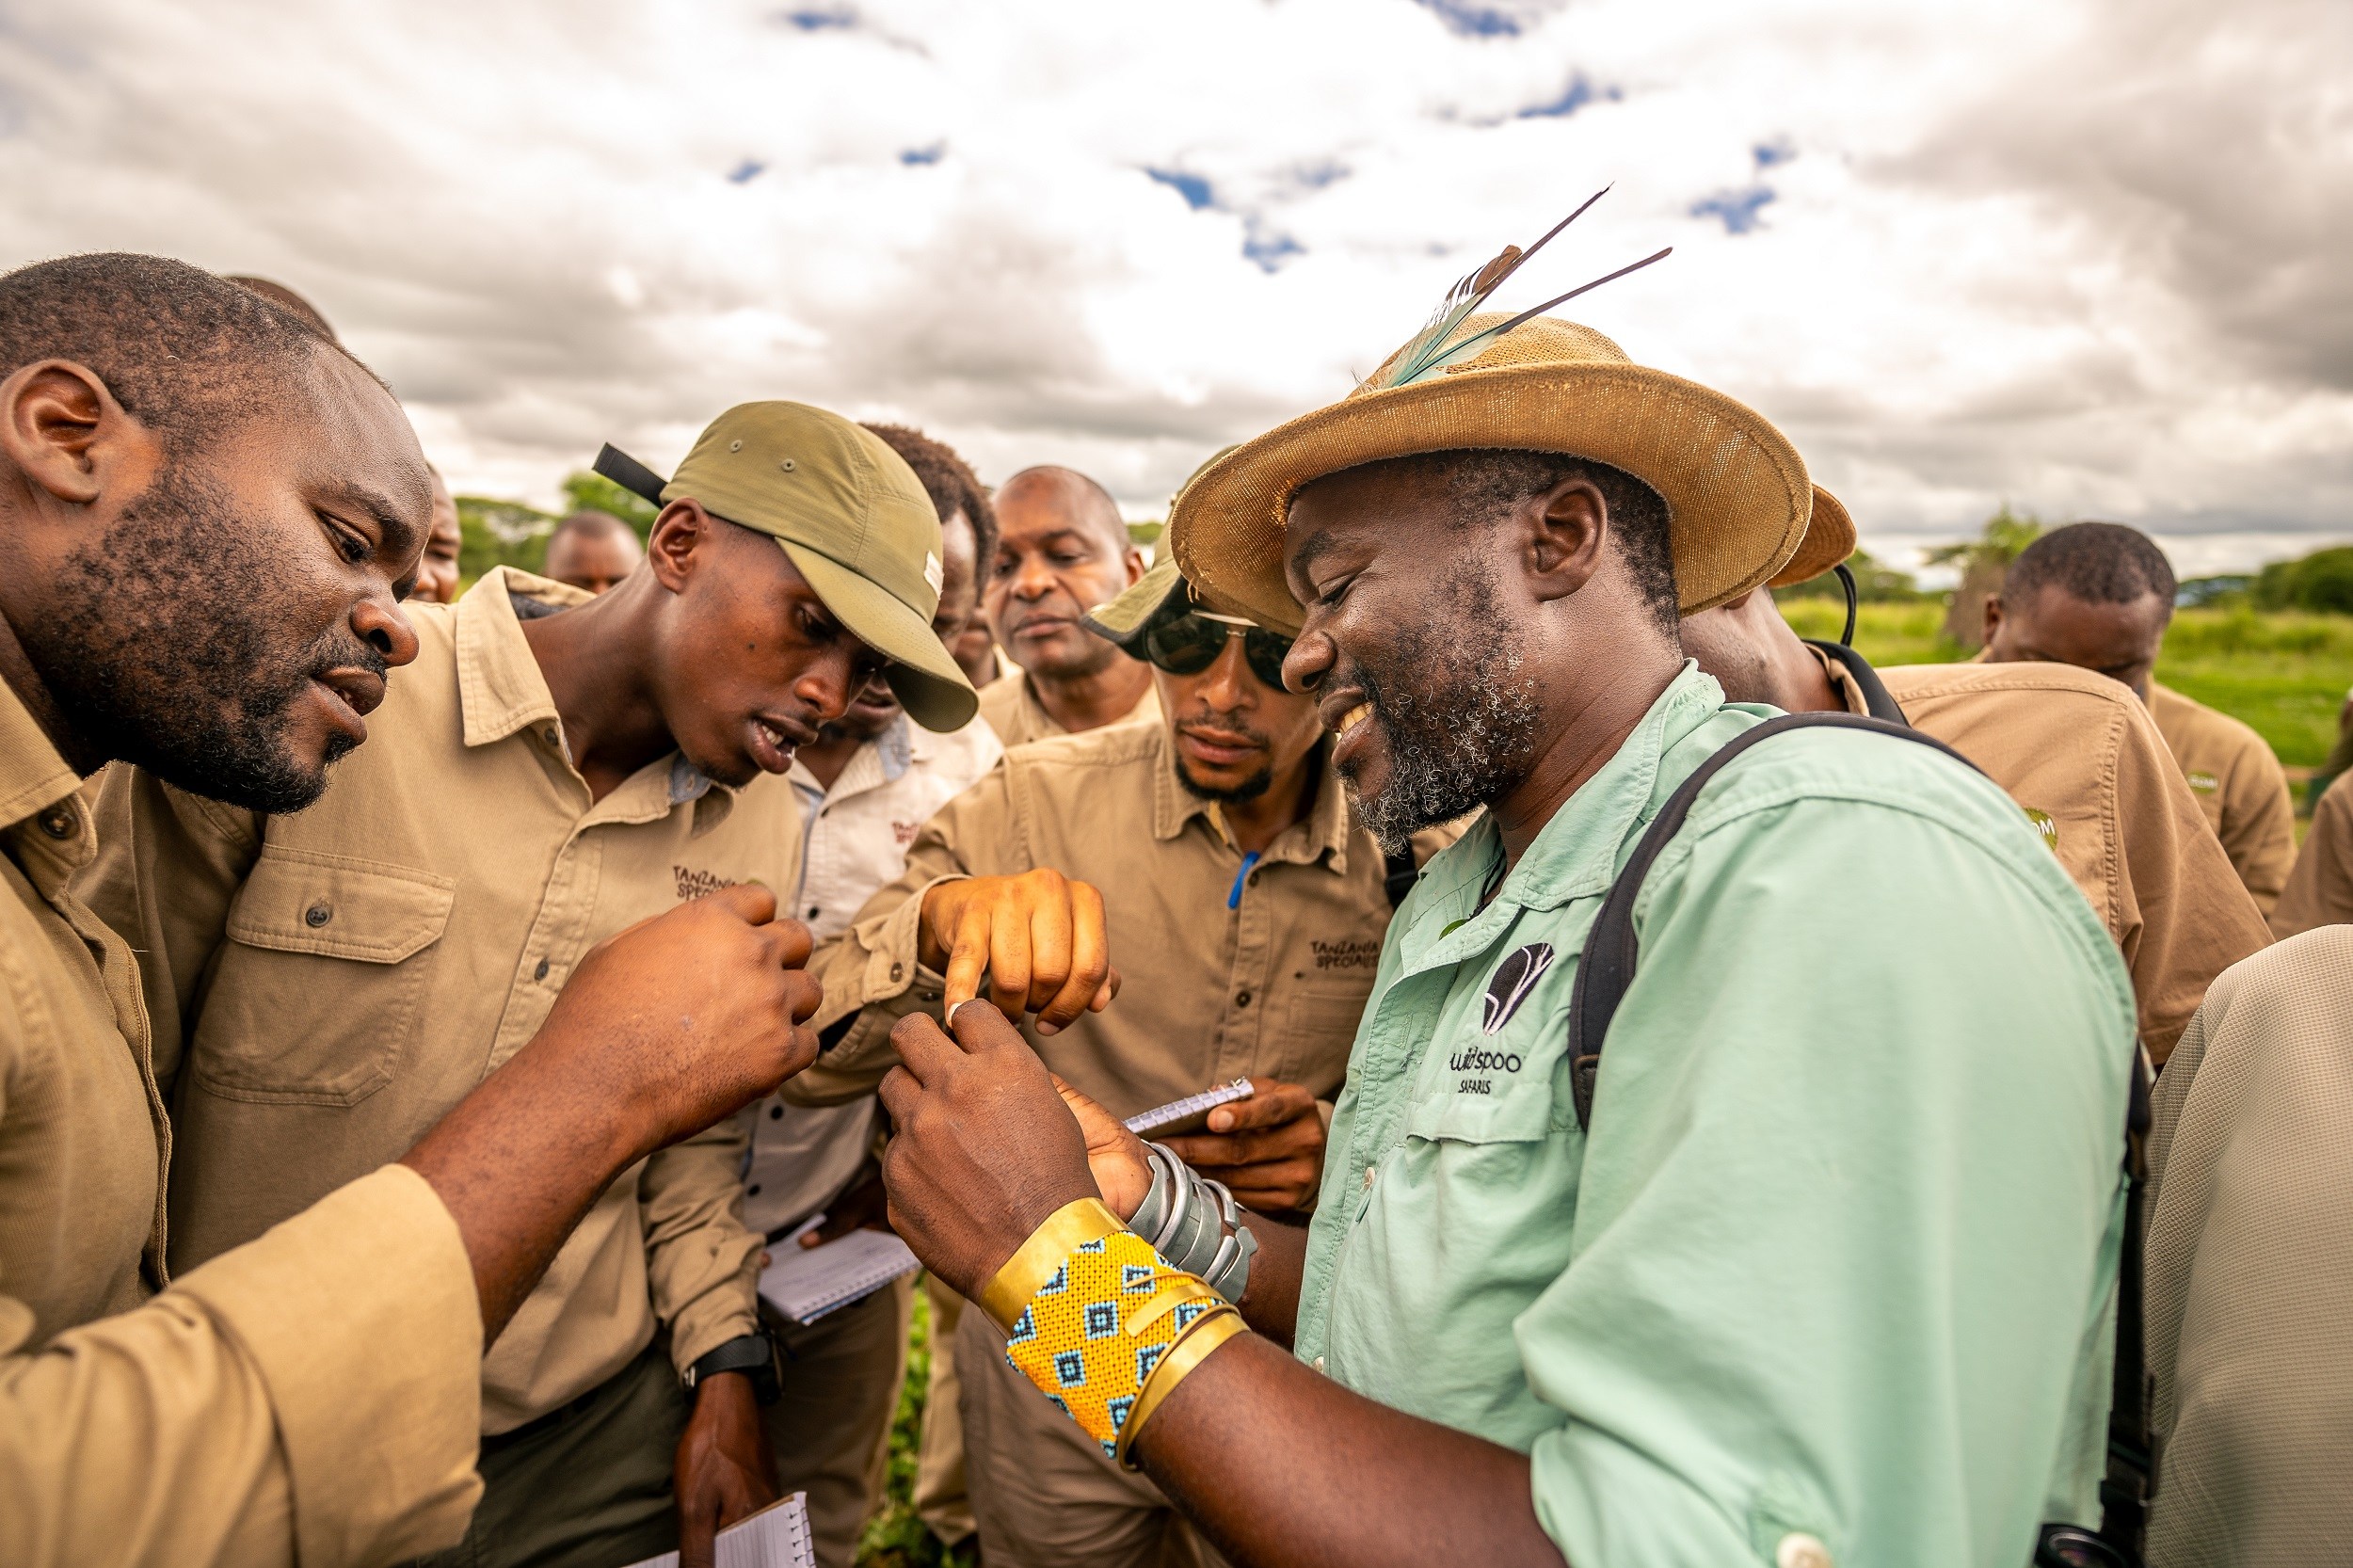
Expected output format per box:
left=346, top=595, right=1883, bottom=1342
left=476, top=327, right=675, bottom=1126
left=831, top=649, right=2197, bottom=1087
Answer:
left=1480, top=942, right=1556, bottom=1035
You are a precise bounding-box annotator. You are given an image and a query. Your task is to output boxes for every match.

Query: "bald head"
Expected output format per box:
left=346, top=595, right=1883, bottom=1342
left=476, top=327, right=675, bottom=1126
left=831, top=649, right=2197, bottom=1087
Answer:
left=997, top=466, right=1129, bottom=556
left=544, top=509, right=644, bottom=596
left=984, top=464, right=1144, bottom=681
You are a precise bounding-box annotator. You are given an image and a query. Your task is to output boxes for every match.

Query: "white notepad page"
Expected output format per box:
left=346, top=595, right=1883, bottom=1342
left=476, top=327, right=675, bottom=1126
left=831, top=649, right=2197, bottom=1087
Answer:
left=759, top=1228, right=920, bottom=1324
left=623, top=1489, right=813, bottom=1568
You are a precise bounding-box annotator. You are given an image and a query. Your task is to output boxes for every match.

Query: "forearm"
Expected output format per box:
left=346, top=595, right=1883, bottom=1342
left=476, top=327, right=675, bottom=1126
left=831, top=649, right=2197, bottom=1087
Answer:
left=641, top=1129, right=763, bottom=1369
left=1233, top=1210, right=1307, bottom=1345
left=401, top=1053, right=636, bottom=1343
left=1132, top=1334, right=1564, bottom=1568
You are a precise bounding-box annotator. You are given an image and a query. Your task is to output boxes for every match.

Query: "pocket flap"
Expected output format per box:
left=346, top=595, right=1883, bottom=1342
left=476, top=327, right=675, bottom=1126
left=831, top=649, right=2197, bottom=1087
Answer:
left=225, top=846, right=456, bottom=963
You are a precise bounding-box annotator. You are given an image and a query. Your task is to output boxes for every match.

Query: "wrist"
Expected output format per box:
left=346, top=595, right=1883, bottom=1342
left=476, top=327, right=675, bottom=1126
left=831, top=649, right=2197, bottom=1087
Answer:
left=683, top=1334, right=778, bottom=1406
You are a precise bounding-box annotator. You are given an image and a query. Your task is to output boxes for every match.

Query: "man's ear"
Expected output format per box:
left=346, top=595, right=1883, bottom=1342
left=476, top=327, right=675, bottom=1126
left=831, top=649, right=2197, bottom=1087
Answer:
left=0, top=360, right=162, bottom=510
left=646, top=498, right=710, bottom=593
left=1981, top=593, right=2005, bottom=647
left=1526, top=477, right=1609, bottom=603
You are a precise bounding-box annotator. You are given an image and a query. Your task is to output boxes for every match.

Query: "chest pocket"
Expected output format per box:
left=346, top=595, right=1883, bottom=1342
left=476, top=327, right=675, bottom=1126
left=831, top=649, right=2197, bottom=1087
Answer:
left=1403, top=938, right=1576, bottom=1144
left=192, top=846, right=456, bottom=1106
left=1278, top=982, right=1375, bottom=1098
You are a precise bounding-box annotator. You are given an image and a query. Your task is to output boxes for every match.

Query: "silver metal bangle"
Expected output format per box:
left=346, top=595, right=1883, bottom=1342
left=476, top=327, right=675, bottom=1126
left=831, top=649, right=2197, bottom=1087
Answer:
left=1130, top=1143, right=1257, bottom=1304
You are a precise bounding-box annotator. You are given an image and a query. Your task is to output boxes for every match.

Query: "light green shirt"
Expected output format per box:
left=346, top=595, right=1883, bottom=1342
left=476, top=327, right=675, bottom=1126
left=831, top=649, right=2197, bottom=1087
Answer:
left=1296, top=665, right=2134, bottom=1567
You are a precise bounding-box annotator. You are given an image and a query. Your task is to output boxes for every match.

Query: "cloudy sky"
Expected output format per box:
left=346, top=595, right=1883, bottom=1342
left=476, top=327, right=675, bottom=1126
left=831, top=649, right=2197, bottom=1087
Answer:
left=2, top=0, right=2346, bottom=574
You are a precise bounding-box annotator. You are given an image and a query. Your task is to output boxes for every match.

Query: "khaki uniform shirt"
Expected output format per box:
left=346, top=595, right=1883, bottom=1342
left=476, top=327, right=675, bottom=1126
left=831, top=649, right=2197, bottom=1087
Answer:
left=2144, top=927, right=2353, bottom=1566
left=792, top=721, right=1446, bottom=1123
left=0, top=679, right=481, bottom=1566
left=974, top=667, right=1160, bottom=750
left=1827, top=656, right=2271, bottom=1062
left=2149, top=680, right=2297, bottom=916
left=742, top=712, right=1004, bottom=1238
left=88, top=569, right=775, bottom=1433
left=2270, top=770, right=2353, bottom=939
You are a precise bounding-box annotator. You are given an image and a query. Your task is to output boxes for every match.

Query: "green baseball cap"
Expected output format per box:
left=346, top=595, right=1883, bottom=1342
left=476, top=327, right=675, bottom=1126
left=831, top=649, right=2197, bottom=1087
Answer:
left=1080, top=556, right=1186, bottom=652
left=595, top=403, right=977, bottom=731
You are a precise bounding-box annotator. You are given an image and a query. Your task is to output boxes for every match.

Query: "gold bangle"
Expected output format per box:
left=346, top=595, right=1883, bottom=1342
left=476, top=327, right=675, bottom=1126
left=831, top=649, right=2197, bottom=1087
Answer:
left=978, top=1197, right=1125, bottom=1331
left=1114, top=1304, right=1248, bottom=1469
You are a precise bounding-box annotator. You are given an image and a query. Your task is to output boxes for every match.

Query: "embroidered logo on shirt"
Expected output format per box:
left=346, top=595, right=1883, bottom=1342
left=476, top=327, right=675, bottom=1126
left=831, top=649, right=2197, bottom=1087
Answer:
left=1480, top=942, right=1555, bottom=1034
left=2022, top=807, right=2058, bottom=851
left=893, top=819, right=922, bottom=847
left=672, top=866, right=741, bottom=901
left=1311, top=938, right=1382, bottom=971
left=2187, top=771, right=2218, bottom=792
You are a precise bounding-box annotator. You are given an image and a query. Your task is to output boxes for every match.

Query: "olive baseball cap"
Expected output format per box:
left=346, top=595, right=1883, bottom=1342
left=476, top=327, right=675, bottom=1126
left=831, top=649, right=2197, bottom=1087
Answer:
left=594, top=403, right=977, bottom=731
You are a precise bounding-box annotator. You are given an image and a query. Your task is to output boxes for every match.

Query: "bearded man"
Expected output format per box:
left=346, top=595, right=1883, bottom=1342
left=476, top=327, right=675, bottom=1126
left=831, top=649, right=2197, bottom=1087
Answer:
left=868, top=314, right=2137, bottom=1568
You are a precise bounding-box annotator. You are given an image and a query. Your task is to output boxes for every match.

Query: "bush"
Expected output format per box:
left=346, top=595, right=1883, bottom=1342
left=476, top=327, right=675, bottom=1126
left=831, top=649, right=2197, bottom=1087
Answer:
left=2253, top=546, right=2353, bottom=615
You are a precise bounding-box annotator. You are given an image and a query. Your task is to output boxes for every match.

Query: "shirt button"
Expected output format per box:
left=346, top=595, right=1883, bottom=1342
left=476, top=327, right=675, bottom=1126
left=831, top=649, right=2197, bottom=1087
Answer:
left=1362, top=1165, right=1376, bottom=1191
left=1234, top=990, right=1253, bottom=1008
left=770, top=1105, right=785, bottom=1120
left=890, top=963, right=904, bottom=982
left=1776, top=1533, right=1833, bottom=1568
left=304, top=902, right=332, bottom=928
left=747, top=1183, right=761, bottom=1196
left=808, top=906, right=821, bottom=920
left=37, top=808, right=73, bottom=840
left=535, top=957, right=551, bottom=982
left=1312, top=1355, right=1325, bottom=1372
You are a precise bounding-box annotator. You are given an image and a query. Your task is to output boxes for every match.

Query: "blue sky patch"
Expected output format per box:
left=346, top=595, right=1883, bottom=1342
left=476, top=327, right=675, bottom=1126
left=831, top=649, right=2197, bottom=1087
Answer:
left=1146, top=167, right=1215, bottom=210
left=727, top=159, right=766, bottom=184
left=900, top=143, right=945, bottom=166
left=1416, top=0, right=1522, bottom=37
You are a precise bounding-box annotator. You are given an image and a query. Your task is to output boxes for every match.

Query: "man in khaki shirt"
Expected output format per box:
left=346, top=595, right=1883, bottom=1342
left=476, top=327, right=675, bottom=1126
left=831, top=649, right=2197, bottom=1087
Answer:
left=1683, top=505, right=2270, bottom=1064
left=976, top=465, right=1160, bottom=747
left=95, top=402, right=978, bottom=1568
left=1979, top=520, right=2297, bottom=914
left=2271, top=770, right=2353, bottom=937
left=795, top=559, right=1444, bottom=1567
left=0, top=253, right=824, bottom=1567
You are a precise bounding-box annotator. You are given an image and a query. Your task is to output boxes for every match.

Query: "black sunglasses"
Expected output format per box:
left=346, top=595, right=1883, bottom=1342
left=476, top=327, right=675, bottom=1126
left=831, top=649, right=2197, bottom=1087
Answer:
left=1141, top=612, right=1294, bottom=689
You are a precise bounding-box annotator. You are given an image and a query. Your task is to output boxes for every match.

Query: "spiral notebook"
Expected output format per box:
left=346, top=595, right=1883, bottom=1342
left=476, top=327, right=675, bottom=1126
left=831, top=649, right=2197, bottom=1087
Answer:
left=624, top=1490, right=813, bottom=1568
left=759, top=1227, right=921, bottom=1324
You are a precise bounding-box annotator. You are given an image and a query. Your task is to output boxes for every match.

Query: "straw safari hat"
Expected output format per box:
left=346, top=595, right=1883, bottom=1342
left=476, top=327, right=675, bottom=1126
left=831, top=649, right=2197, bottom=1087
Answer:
left=1768, top=487, right=1856, bottom=589
left=1169, top=312, right=1815, bottom=635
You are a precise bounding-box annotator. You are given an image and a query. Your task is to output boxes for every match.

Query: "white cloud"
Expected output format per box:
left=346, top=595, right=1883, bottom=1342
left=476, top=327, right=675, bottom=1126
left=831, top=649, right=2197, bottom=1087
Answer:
left=0, top=0, right=2345, bottom=572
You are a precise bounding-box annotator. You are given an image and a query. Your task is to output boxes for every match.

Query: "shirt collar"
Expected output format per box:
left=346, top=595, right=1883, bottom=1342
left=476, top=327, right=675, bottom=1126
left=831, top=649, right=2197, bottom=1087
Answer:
left=454, top=568, right=594, bottom=748
left=1808, top=643, right=1874, bottom=716
left=0, top=675, right=86, bottom=841
left=1411, top=662, right=1730, bottom=933
left=1149, top=724, right=1354, bottom=872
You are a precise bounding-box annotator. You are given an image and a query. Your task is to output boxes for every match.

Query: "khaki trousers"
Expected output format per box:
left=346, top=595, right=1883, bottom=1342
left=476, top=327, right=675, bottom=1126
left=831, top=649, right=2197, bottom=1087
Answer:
left=957, top=1304, right=1228, bottom=1568
left=913, top=1274, right=976, bottom=1544
left=409, top=1340, right=685, bottom=1568
left=759, top=1274, right=913, bottom=1568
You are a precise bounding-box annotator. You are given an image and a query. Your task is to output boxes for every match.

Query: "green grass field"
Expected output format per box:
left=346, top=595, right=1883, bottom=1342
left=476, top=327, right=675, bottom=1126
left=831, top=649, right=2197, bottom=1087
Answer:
left=1777, top=601, right=2353, bottom=769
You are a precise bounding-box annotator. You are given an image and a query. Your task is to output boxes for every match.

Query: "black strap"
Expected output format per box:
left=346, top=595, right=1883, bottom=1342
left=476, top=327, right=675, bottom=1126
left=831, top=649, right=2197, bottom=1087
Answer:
left=1561, top=708, right=2148, bottom=1565
left=1805, top=640, right=1908, bottom=725
left=592, top=442, right=671, bottom=507
left=1383, top=846, right=1419, bottom=908
left=1833, top=561, right=1860, bottom=647
left=1564, top=711, right=1972, bottom=1131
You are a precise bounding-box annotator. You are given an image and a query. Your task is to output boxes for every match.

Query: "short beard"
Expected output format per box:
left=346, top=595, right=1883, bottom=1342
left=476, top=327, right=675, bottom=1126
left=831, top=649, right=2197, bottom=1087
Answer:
left=28, top=460, right=382, bottom=813
left=1175, top=757, right=1274, bottom=806
left=1340, top=557, right=1542, bottom=854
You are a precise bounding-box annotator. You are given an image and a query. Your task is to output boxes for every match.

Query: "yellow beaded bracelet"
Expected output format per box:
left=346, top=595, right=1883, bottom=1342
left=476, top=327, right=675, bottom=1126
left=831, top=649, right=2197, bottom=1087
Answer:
left=983, top=1198, right=1250, bottom=1464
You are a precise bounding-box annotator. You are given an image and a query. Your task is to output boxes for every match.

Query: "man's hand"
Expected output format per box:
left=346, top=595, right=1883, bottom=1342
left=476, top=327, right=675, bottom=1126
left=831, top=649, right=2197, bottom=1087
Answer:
left=801, top=1160, right=891, bottom=1246
left=1161, top=1080, right=1329, bottom=1212
left=917, top=871, right=1119, bottom=1033
left=674, top=1372, right=777, bottom=1568
left=403, top=883, right=825, bottom=1341
left=533, top=883, right=825, bottom=1158
left=877, top=1003, right=1102, bottom=1297
left=1049, top=1073, right=1153, bottom=1221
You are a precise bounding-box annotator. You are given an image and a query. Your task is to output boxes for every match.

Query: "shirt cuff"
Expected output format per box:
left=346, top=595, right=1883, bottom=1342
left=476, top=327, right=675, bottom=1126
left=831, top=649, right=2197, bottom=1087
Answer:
left=168, top=1163, right=484, bottom=1568
left=1529, top=1420, right=1786, bottom=1568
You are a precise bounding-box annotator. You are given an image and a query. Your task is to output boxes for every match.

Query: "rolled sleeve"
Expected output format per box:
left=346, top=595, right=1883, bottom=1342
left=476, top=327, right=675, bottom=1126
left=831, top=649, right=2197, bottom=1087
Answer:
left=1, top=1163, right=483, bottom=1568
left=641, top=1124, right=764, bottom=1371
left=1520, top=792, right=2132, bottom=1566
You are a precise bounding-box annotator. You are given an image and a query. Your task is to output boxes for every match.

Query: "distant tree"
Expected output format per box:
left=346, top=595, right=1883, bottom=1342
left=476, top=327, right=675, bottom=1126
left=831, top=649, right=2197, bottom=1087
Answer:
left=560, top=472, right=659, bottom=541
left=1774, top=547, right=1923, bottom=602
left=455, top=496, right=555, bottom=582
left=2253, top=545, right=2353, bottom=616
left=1927, top=504, right=2043, bottom=648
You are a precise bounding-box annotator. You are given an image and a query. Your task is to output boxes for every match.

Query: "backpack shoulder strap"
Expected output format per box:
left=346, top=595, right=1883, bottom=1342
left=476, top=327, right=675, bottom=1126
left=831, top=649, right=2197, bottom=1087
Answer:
left=1564, top=710, right=1970, bottom=1131
left=1805, top=640, right=1908, bottom=725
